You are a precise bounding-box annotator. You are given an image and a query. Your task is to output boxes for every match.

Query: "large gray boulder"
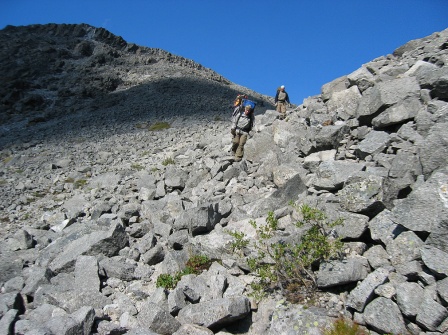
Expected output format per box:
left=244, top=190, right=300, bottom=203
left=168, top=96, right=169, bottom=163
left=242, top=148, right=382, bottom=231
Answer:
left=47, top=222, right=128, bottom=273
left=326, top=86, right=362, bottom=120
left=317, top=256, right=370, bottom=288
left=363, top=297, right=408, bottom=335
left=417, top=123, right=448, bottom=177
left=137, top=302, right=181, bottom=335
left=356, top=77, right=421, bottom=127
left=177, top=296, right=250, bottom=330
left=356, top=130, right=391, bottom=159
left=391, top=169, right=448, bottom=233
left=346, top=267, right=389, bottom=312
left=338, top=173, right=386, bottom=217
left=395, top=282, right=424, bottom=318
left=311, top=160, right=365, bottom=191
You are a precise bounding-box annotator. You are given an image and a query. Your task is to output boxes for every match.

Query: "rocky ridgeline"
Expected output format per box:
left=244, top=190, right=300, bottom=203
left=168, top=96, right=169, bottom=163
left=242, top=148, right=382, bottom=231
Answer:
left=0, top=23, right=272, bottom=149
left=0, top=24, right=447, bottom=335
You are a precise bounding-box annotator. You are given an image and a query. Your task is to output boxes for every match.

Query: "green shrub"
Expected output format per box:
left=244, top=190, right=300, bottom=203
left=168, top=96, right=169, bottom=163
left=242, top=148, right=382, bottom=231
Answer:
left=148, top=122, right=170, bottom=131
left=156, top=254, right=212, bottom=290
left=228, top=203, right=343, bottom=302
left=226, top=230, right=249, bottom=253
left=185, top=254, right=212, bottom=273
left=156, top=273, right=177, bottom=290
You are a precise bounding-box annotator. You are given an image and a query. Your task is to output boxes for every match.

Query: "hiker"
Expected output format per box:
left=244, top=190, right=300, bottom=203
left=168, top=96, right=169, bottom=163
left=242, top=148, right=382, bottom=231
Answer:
left=275, top=85, right=290, bottom=119
left=231, top=100, right=255, bottom=161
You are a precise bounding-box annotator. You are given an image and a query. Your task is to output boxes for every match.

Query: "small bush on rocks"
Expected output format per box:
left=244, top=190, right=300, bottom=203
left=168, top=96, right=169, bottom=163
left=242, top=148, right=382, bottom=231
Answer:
left=156, top=254, right=212, bottom=290
left=228, top=204, right=343, bottom=303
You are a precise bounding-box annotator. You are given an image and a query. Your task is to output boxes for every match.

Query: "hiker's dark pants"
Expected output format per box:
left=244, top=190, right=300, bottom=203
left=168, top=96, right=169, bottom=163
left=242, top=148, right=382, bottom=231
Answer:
left=232, top=132, right=248, bottom=159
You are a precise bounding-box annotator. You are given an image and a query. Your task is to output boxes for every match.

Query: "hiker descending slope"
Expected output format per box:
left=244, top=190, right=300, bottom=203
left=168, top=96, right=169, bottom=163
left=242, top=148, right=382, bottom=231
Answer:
left=275, top=85, right=290, bottom=119
left=230, top=97, right=255, bottom=161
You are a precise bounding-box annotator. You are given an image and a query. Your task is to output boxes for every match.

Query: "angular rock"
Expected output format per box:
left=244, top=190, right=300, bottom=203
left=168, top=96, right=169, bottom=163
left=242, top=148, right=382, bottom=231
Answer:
left=137, top=302, right=181, bottom=335
left=363, top=245, right=391, bottom=269
left=347, top=66, right=375, bottom=92
left=173, top=324, right=214, bottom=335
left=395, top=281, right=424, bottom=318
left=99, top=256, right=136, bottom=281
left=386, top=231, right=423, bottom=266
left=417, top=122, right=448, bottom=177
left=321, top=75, right=348, bottom=102
left=74, top=256, right=100, bottom=293
left=338, top=173, right=386, bottom=217
left=47, top=222, right=128, bottom=273
left=311, top=160, right=365, bottom=191
left=177, top=296, right=250, bottom=330
left=391, top=169, right=448, bottom=233
left=346, top=267, right=389, bottom=312
left=317, top=256, right=370, bottom=288
left=416, top=295, right=448, bottom=331
left=22, top=266, right=54, bottom=297
left=421, top=245, right=448, bottom=277
left=372, top=96, right=422, bottom=128
left=356, top=130, right=390, bottom=159
left=326, top=86, right=362, bottom=120
left=363, top=297, right=408, bottom=335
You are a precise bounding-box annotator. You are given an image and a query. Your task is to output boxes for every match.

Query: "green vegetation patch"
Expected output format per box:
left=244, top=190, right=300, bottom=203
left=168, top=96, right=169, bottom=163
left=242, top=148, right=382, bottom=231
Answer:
left=162, top=157, right=175, bottom=166
left=148, top=121, right=170, bottom=131
left=156, top=254, right=213, bottom=290
left=228, top=203, right=344, bottom=303
left=323, top=318, right=369, bottom=335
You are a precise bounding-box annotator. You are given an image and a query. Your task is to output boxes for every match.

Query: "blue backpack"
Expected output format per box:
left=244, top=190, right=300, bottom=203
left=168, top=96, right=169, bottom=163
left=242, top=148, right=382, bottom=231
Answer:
left=242, top=99, right=256, bottom=111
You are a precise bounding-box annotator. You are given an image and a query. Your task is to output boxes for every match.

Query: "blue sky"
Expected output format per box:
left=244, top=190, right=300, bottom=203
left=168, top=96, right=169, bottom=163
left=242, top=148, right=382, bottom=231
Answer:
left=1, top=1, right=447, bottom=104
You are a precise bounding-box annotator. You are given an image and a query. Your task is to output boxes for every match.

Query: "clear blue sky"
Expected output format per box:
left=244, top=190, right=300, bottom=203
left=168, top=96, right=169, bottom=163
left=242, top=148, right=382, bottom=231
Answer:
left=1, top=1, right=447, bottom=104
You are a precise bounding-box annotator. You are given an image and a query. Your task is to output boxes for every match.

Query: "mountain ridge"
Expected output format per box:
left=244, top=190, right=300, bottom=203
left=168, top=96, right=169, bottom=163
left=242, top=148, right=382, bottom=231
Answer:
left=0, top=23, right=273, bottom=148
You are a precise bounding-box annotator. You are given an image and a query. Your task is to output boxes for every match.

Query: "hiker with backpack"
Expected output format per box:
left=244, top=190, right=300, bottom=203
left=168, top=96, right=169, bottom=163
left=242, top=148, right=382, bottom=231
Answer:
left=275, top=85, right=290, bottom=119
left=230, top=96, right=255, bottom=162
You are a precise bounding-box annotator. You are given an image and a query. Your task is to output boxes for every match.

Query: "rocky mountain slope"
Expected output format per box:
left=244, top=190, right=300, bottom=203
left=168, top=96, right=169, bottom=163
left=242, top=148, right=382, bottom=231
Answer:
left=0, top=23, right=273, bottom=149
left=0, top=23, right=448, bottom=335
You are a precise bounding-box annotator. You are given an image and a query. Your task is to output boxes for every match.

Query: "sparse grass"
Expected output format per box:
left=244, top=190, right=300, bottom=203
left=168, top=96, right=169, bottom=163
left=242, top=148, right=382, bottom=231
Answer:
left=65, top=178, right=88, bottom=189
left=2, top=156, right=12, bottom=164
left=135, top=122, right=149, bottom=129
left=0, top=178, right=6, bottom=186
left=74, top=179, right=87, bottom=189
left=323, top=318, right=369, bottom=335
left=131, top=163, right=144, bottom=171
left=148, top=121, right=170, bottom=131
left=162, top=157, right=175, bottom=166
left=32, top=191, right=45, bottom=198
